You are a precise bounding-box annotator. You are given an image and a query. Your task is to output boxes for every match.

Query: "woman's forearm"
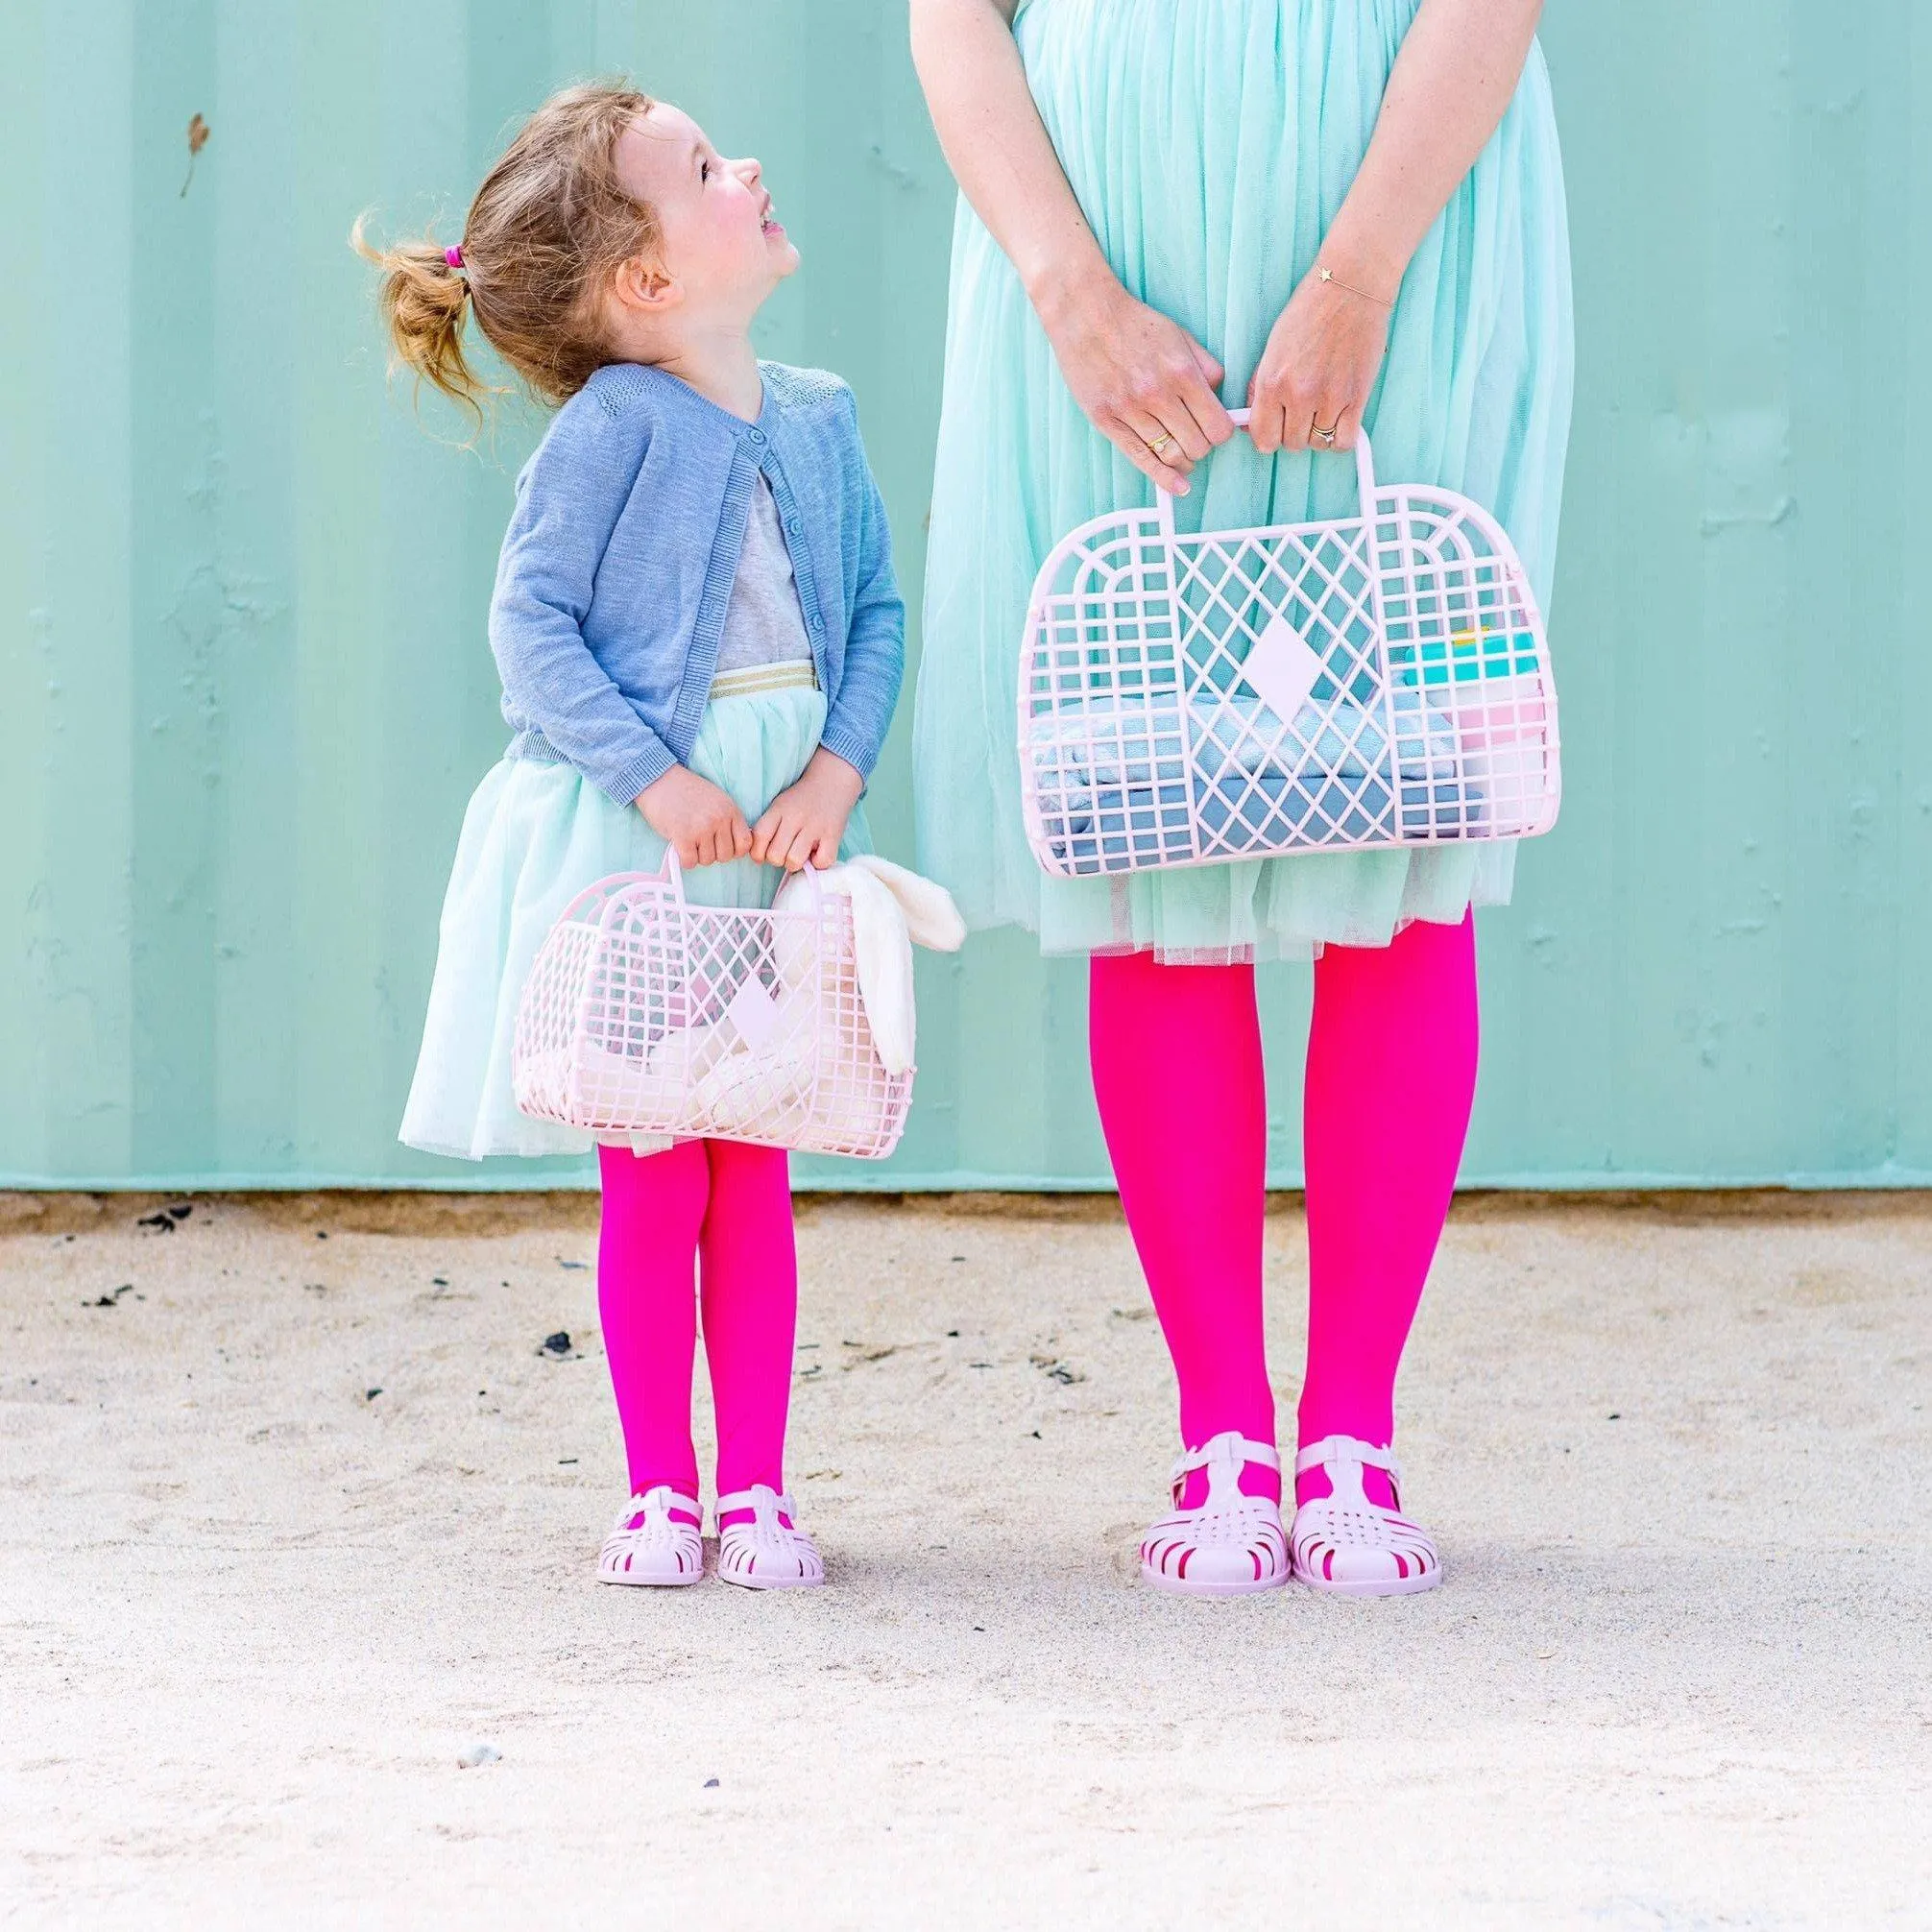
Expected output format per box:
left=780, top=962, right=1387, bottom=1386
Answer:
left=907, top=0, right=1110, bottom=317
left=1323, top=0, right=1544, bottom=297
left=912, top=0, right=1251, bottom=485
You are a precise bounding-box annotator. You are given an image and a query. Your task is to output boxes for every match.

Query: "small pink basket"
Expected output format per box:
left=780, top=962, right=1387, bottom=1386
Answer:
left=512, top=855, right=912, bottom=1159
left=1018, top=415, right=1561, bottom=876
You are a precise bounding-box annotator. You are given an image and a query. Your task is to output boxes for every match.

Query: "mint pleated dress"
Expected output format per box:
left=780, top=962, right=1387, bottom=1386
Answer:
left=913, top=0, right=1574, bottom=962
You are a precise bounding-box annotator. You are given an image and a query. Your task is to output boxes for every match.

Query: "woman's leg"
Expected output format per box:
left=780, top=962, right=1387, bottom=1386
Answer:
left=697, top=1139, right=798, bottom=1507
left=1089, top=949, right=1275, bottom=1498
left=596, top=1140, right=711, bottom=1499
left=1297, top=910, right=1480, bottom=1507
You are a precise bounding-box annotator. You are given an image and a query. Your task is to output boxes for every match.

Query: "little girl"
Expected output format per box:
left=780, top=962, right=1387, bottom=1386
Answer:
left=360, top=83, right=904, bottom=1590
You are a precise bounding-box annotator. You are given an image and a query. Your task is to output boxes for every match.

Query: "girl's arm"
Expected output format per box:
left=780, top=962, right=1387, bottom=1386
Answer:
left=491, top=467, right=676, bottom=809
left=907, top=0, right=1235, bottom=495
left=494, top=409, right=752, bottom=865
left=753, top=418, right=905, bottom=873
left=1246, top=0, right=1545, bottom=454
left=817, top=433, right=905, bottom=790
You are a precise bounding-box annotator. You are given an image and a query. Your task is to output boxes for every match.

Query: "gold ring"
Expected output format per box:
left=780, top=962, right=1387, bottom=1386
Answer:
left=1147, top=432, right=1171, bottom=454
left=1315, top=423, right=1339, bottom=446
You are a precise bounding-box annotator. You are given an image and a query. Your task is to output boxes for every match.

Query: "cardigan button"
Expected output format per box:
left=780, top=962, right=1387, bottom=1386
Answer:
left=747, top=427, right=767, bottom=445
left=785, top=517, right=802, bottom=535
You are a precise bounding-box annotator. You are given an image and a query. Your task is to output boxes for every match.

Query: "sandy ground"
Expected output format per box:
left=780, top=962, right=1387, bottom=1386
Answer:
left=1, top=1189, right=1928, bottom=1930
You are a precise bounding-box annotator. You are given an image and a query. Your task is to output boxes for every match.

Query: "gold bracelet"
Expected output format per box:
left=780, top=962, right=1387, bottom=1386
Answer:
left=1317, top=264, right=1394, bottom=309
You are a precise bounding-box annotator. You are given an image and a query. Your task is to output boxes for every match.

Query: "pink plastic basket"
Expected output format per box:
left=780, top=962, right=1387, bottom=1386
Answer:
left=1018, top=414, right=1560, bottom=877
left=512, top=855, right=912, bottom=1159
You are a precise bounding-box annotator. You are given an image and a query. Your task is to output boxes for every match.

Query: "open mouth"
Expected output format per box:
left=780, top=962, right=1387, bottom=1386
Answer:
left=761, top=196, right=784, bottom=235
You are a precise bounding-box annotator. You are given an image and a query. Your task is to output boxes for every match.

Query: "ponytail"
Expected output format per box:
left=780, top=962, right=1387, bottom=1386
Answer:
left=350, top=215, right=497, bottom=425
left=354, top=84, right=662, bottom=417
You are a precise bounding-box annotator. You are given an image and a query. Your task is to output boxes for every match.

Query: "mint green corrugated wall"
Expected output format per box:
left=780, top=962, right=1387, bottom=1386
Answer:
left=3, top=3, right=1927, bottom=1190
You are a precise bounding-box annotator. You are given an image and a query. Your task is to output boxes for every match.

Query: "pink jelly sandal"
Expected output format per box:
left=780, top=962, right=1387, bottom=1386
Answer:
left=1291, top=1436, right=1441, bottom=1597
left=597, top=1485, right=705, bottom=1587
left=715, top=1485, right=824, bottom=1590
left=1139, top=1432, right=1289, bottom=1597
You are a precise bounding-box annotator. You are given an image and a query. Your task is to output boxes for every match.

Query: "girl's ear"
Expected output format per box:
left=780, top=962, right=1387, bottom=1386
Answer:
left=612, top=254, right=680, bottom=319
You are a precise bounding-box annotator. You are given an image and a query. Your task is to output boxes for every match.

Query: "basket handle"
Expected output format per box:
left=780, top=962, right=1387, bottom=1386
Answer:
left=765, top=855, right=831, bottom=907
left=1154, top=408, right=1379, bottom=538
left=636, top=847, right=699, bottom=931
left=562, top=847, right=827, bottom=936
left=664, top=848, right=827, bottom=899
left=590, top=846, right=823, bottom=896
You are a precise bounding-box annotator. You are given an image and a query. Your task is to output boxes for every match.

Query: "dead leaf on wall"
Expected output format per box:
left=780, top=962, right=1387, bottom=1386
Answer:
left=181, top=112, right=209, bottom=199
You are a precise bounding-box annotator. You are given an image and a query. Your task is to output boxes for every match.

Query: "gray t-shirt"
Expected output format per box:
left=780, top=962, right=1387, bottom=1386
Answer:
left=712, top=473, right=815, bottom=676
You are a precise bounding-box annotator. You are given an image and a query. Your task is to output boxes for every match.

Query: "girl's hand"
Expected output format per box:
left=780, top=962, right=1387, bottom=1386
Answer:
left=1037, top=265, right=1236, bottom=495
left=635, top=765, right=753, bottom=868
left=751, top=746, right=863, bottom=873
left=1245, top=263, right=1394, bottom=456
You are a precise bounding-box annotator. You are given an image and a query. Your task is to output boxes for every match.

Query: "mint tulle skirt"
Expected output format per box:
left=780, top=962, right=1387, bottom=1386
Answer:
left=399, top=686, right=869, bottom=1161
left=913, top=0, right=1574, bottom=962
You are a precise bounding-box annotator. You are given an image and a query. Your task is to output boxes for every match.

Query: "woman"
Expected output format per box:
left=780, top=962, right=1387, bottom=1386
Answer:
left=909, top=0, right=1572, bottom=1594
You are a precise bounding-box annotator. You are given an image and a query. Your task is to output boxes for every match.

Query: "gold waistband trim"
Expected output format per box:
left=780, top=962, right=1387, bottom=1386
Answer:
left=707, top=660, right=820, bottom=702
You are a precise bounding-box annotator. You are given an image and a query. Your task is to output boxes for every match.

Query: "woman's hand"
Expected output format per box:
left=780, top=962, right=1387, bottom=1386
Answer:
left=1245, top=266, right=1394, bottom=456
left=635, top=765, right=753, bottom=868
left=1039, top=267, right=1236, bottom=495
left=750, top=746, right=863, bottom=873
left=912, top=0, right=1539, bottom=470
left=1241, top=0, right=1544, bottom=456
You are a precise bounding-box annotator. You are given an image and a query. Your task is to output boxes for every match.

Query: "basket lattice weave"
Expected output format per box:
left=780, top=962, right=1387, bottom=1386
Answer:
left=1018, top=419, right=1561, bottom=877
left=512, top=857, right=911, bottom=1159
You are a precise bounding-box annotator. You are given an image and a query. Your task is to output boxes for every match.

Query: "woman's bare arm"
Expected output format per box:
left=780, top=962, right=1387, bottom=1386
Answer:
left=1326, top=0, right=1546, bottom=302
left=1248, top=0, right=1545, bottom=454
left=908, top=0, right=1234, bottom=493
left=908, top=0, right=1097, bottom=310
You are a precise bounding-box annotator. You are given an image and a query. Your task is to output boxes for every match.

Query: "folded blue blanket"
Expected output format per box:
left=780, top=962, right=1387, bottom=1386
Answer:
left=1027, top=688, right=1484, bottom=872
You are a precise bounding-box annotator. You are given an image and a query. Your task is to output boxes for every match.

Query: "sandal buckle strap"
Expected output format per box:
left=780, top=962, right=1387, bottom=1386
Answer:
left=1168, top=1431, right=1281, bottom=1485
left=714, top=1485, right=794, bottom=1523
left=634, top=1484, right=702, bottom=1513
left=1293, top=1434, right=1403, bottom=1484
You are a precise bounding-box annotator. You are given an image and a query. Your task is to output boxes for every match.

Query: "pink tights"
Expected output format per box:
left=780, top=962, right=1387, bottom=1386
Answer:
left=1088, top=913, right=1479, bottom=1509
left=596, top=1139, right=796, bottom=1509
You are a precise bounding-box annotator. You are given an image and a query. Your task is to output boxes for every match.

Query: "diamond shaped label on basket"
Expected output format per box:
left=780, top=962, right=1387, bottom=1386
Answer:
left=726, top=975, right=781, bottom=1053
left=1240, top=615, right=1324, bottom=722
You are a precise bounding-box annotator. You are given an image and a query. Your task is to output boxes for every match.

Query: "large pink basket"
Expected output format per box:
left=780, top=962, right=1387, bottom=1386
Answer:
left=512, top=856, right=912, bottom=1159
left=1018, top=416, right=1560, bottom=877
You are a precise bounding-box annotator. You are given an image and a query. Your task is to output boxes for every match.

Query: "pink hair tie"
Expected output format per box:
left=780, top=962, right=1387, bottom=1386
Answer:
left=445, top=244, right=465, bottom=270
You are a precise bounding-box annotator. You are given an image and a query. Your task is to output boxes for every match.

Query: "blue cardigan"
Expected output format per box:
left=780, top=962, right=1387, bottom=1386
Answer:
left=490, top=359, right=905, bottom=806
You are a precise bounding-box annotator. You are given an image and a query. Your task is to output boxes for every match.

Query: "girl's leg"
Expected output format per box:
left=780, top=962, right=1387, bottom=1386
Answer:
left=596, top=1140, right=711, bottom=1499
left=1297, top=910, right=1480, bottom=1507
left=1089, top=949, right=1275, bottom=1500
left=697, top=1139, right=798, bottom=1507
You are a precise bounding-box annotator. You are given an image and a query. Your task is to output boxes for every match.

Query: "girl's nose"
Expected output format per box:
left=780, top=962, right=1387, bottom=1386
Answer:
left=736, top=156, right=762, bottom=187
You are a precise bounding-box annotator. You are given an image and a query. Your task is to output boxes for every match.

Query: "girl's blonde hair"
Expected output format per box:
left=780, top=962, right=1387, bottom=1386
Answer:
left=352, top=82, right=662, bottom=421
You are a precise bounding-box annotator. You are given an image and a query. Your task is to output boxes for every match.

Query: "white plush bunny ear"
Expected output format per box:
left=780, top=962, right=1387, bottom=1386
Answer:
left=847, top=854, right=966, bottom=953
left=839, top=868, right=917, bottom=1075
